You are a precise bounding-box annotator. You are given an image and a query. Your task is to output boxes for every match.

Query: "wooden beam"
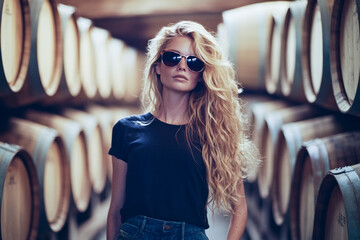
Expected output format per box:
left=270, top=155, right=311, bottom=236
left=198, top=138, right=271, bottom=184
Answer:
left=93, top=12, right=223, bottom=51
left=59, top=0, right=281, bottom=18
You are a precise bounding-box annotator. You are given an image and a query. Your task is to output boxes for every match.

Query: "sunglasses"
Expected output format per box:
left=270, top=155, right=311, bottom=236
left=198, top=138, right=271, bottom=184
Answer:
left=160, top=50, right=205, bottom=72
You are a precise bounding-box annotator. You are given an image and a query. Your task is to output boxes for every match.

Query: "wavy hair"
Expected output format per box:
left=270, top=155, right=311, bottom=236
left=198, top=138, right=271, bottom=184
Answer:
left=141, top=21, right=260, bottom=213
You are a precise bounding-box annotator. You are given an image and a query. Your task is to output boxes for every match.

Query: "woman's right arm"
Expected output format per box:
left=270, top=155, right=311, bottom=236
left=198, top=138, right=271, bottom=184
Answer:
left=107, top=156, right=128, bottom=240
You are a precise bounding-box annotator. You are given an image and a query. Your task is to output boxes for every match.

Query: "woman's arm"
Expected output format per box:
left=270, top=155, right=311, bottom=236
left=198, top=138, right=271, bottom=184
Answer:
left=107, top=156, right=128, bottom=240
left=227, top=181, right=248, bottom=240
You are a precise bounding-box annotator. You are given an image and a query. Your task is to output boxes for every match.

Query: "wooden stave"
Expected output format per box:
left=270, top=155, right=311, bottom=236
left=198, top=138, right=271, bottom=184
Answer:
left=301, top=0, right=338, bottom=111
left=0, top=0, right=31, bottom=96
left=248, top=99, right=293, bottom=182
left=85, top=104, right=114, bottom=183
left=122, top=48, right=144, bottom=105
left=330, top=0, right=360, bottom=116
left=222, top=5, right=263, bottom=91
left=313, top=164, right=360, bottom=239
left=0, top=118, right=70, bottom=234
left=290, top=131, right=360, bottom=240
left=60, top=108, right=107, bottom=195
left=1, top=0, right=63, bottom=107
left=91, top=27, right=112, bottom=101
left=258, top=104, right=325, bottom=199
left=239, top=94, right=273, bottom=140
left=264, top=16, right=279, bottom=95
left=24, top=110, right=91, bottom=213
left=42, top=4, right=81, bottom=105
left=250, top=100, right=292, bottom=150
left=108, top=38, right=126, bottom=102
left=74, top=17, right=99, bottom=102
left=265, top=3, right=290, bottom=96
left=0, top=142, right=40, bottom=240
left=223, top=2, right=291, bottom=92
left=280, top=1, right=308, bottom=103
left=271, top=114, right=351, bottom=226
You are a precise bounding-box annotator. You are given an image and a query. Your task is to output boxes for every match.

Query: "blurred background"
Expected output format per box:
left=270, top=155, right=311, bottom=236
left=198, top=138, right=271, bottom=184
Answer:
left=0, top=0, right=359, bottom=239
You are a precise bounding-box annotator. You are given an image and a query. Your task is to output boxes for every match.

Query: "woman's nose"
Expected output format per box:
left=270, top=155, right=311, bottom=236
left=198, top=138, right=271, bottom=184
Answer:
left=177, top=56, right=187, bottom=70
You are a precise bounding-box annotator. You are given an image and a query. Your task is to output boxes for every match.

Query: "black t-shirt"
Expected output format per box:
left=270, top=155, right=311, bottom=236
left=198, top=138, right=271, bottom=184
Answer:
left=108, top=112, right=209, bottom=229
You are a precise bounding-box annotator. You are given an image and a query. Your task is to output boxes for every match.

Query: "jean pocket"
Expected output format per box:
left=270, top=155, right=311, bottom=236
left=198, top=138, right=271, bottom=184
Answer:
left=117, top=222, right=139, bottom=240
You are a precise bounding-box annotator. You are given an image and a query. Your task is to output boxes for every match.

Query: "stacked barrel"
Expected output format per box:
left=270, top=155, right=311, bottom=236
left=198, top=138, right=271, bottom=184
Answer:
left=222, top=0, right=360, bottom=239
left=0, top=0, right=142, bottom=239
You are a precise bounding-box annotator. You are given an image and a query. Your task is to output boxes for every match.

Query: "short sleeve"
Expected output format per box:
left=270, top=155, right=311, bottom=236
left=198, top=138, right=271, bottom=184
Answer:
left=108, top=120, right=128, bottom=162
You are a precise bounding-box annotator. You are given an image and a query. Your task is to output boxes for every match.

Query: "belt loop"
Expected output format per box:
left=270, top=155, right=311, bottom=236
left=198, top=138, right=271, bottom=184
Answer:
left=181, top=222, right=185, bottom=240
left=140, top=216, right=147, bottom=233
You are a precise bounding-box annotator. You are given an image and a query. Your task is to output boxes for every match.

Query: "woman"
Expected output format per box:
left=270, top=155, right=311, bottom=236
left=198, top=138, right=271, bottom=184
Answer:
left=107, top=21, right=259, bottom=240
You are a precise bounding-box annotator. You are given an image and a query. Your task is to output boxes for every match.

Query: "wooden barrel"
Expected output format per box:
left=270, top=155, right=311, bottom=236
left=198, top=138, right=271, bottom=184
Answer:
left=290, top=131, right=360, bottom=240
left=247, top=100, right=292, bottom=182
left=0, top=142, right=40, bottom=240
left=61, top=5, right=81, bottom=98
left=313, top=163, right=360, bottom=239
left=122, top=47, right=144, bottom=104
left=1, top=0, right=63, bottom=107
left=85, top=105, right=113, bottom=183
left=239, top=94, right=273, bottom=140
left=0, top=0, right=31, bottom=96
left=0, top=118, right=70, bottom=233
left=77, top=17, right=98, bottom=100
left=223, top=2, right=291, bottom=91
left=108, top=38, right=126, bottom=101
left=258, top=104, right=325, bottom=199
left=301, top=0, right=338, bottom=111
left=91, top=27, right=112, bottom=101
left=265, top=4, right=290, bottom=95
left=24, top=110, right=91, bottom=213
left=216, top=22, right=229, bottom=58
left=272, top=115, right=351, bottom=225
left=43, top=4, right=81, bottom=105
left=281, top=1, right=307, bottom=103
left=61, top=108, right=107, bottom=194
left=330, top=0, right=360, bottom=116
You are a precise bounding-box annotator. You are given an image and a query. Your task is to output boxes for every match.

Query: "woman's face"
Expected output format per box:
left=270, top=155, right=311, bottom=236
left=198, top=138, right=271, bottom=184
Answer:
left=156, top=36, right=202, bottom=94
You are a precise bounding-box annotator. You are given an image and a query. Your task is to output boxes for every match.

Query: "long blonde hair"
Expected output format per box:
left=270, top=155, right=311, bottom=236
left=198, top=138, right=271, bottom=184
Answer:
left=141, top=21, right=260, bottom=213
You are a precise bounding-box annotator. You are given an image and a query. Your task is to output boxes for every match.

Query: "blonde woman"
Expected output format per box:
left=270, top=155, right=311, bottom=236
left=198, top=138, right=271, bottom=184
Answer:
left=107, top=21, right=259, bottom=240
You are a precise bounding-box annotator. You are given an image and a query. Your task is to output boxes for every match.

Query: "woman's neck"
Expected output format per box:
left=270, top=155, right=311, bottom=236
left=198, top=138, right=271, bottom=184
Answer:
left=155, top=89, right=190, bottom=125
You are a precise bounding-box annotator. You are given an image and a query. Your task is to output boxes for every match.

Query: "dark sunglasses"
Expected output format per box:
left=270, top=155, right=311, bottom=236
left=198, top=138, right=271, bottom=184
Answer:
left=160, top=50, right=205, bottom=72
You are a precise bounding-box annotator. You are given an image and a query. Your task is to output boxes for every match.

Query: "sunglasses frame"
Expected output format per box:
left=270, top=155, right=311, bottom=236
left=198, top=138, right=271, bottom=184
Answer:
left=160, top=50, right=205, bottom=72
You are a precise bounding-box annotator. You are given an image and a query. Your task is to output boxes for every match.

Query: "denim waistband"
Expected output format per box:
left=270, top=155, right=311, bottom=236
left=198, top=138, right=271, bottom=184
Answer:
left=125, top=215, right=205, bottom=235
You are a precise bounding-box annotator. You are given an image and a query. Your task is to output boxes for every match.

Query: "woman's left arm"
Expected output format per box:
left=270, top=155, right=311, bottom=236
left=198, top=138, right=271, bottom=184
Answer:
left=227, top=181, right=248, bottom=240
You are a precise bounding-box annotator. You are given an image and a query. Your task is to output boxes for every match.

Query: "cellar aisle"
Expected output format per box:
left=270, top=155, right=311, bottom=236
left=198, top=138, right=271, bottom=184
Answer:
left=206, top=209, right=231, bottom=240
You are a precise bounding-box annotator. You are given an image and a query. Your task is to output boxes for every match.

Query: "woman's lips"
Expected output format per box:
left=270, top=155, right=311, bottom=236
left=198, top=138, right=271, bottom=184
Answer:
left=173, top=74, right=188, bottom=80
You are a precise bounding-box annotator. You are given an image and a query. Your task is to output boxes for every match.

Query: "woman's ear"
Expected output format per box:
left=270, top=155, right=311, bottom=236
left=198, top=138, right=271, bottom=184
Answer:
left=155, top=62, right=161, bottom=75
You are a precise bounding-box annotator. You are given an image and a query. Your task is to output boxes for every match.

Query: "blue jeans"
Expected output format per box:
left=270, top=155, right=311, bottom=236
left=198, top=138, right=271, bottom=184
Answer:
left=117, top=215, right=209, bottom=240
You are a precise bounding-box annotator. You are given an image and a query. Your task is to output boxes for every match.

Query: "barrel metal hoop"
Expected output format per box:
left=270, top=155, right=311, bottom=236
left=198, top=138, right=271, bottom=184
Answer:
left=0, top=147, right=13, bottom=203
left=333, top=168, right=360, bottom=239
left=330, top=166, right=354, bottom=175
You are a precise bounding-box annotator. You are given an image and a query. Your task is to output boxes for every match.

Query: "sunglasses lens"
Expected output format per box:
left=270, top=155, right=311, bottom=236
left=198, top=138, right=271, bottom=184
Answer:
left=187, top=56, right=204, bottom=72
left=162, top=51, right=181, bottom=67
left=162, top=51, right=204, bottom=72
